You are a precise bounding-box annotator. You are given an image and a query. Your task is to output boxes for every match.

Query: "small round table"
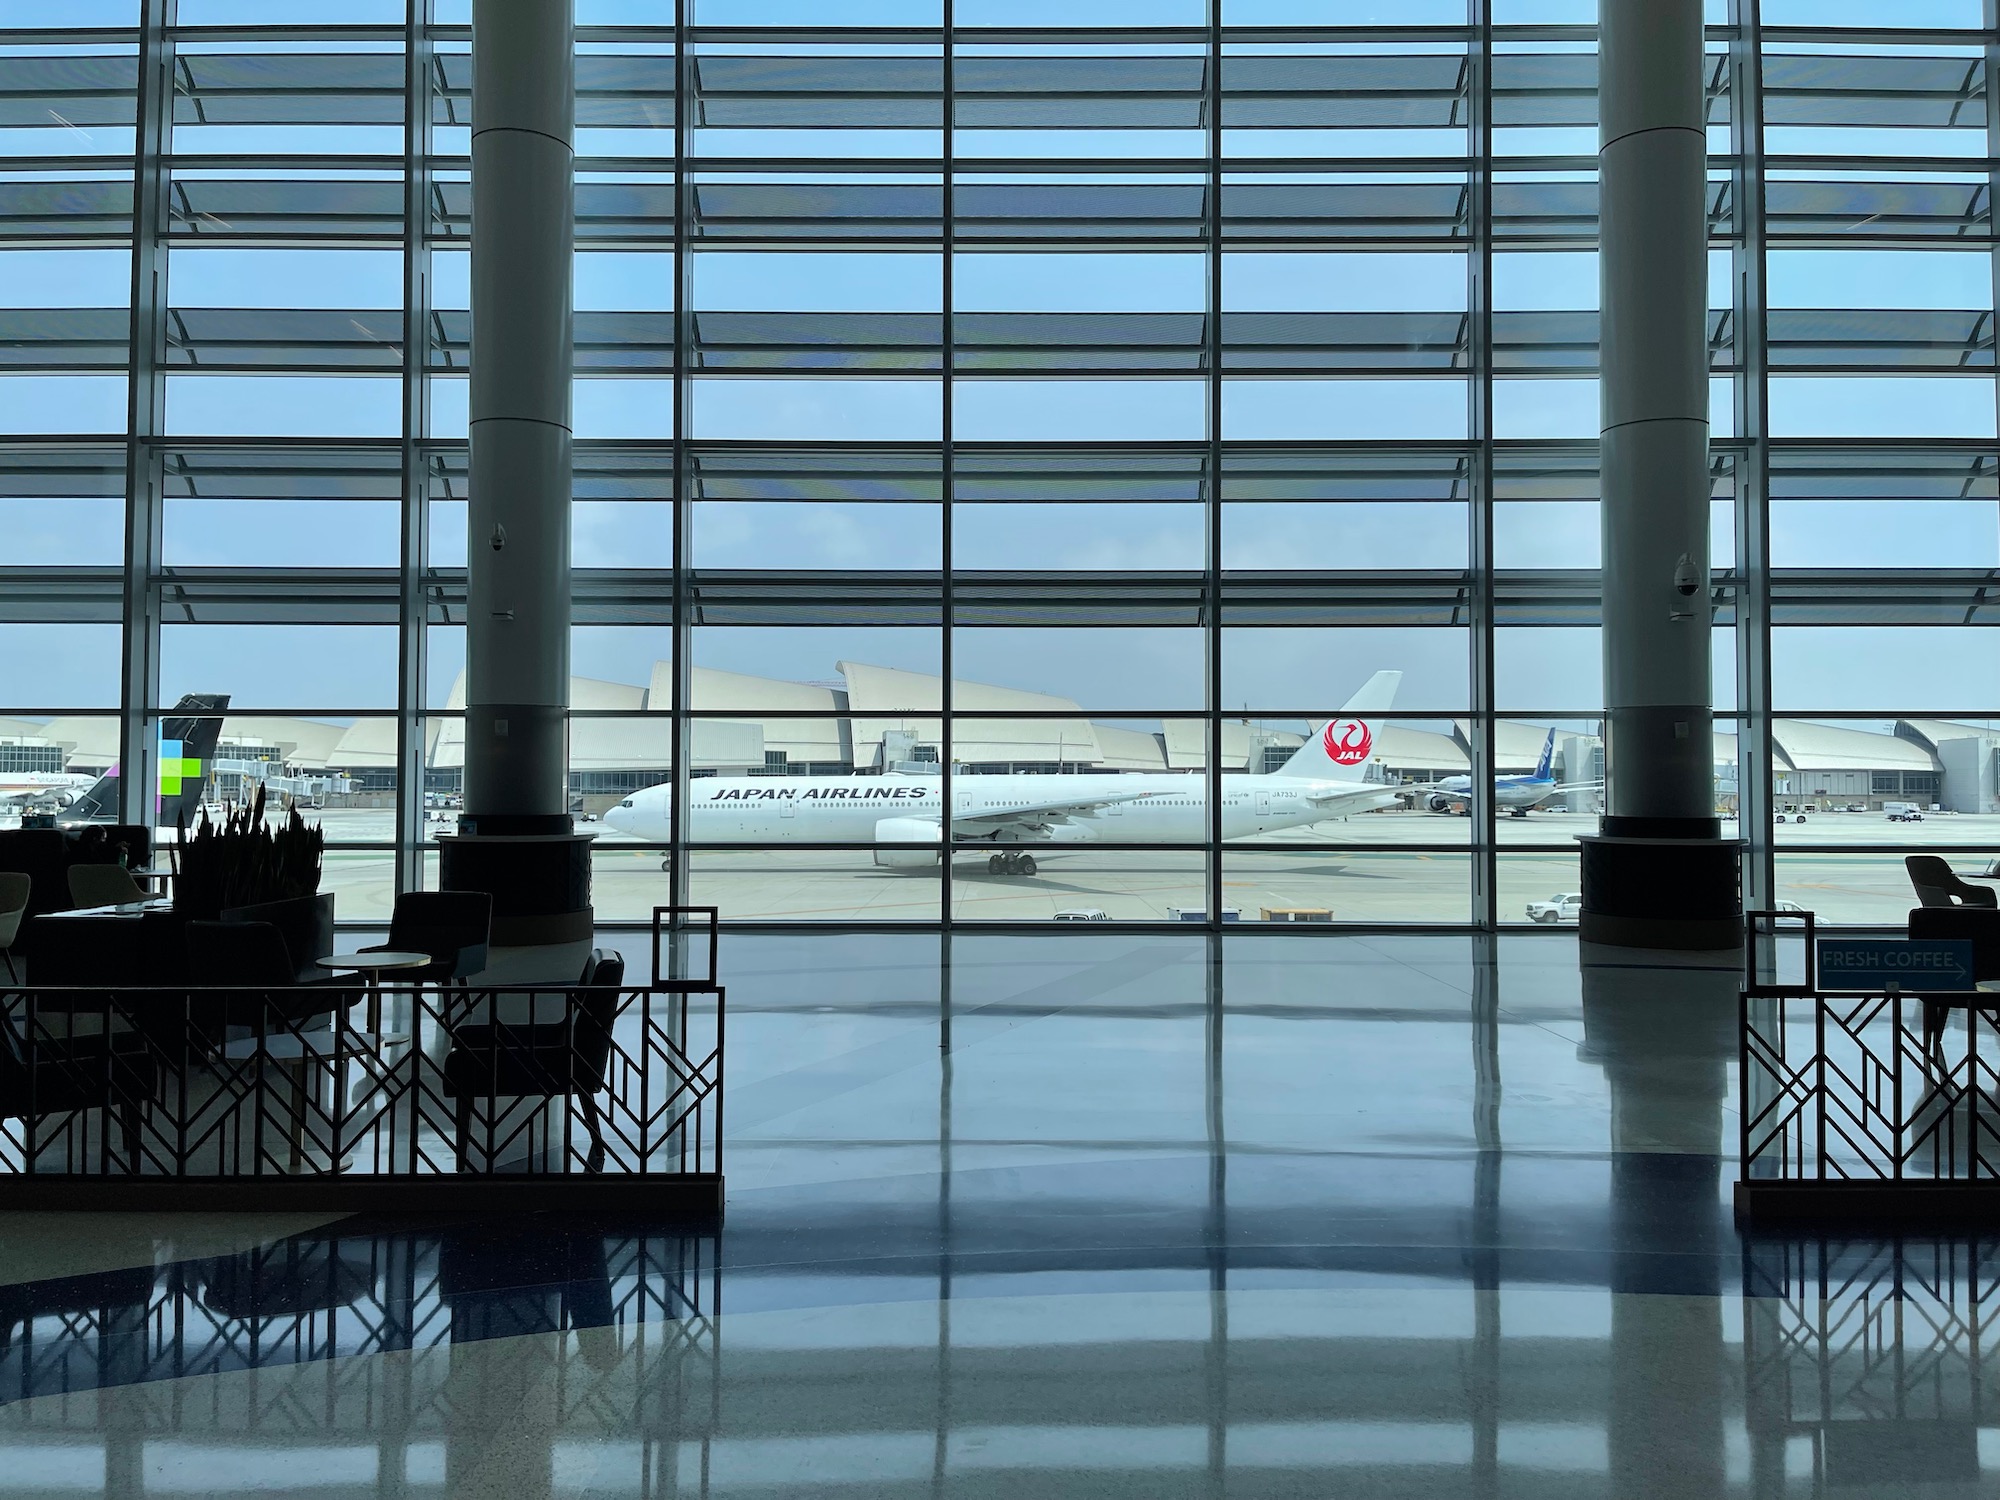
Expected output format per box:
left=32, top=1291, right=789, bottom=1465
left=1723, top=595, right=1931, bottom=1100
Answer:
left=321, top=951, right=430, bottom=1032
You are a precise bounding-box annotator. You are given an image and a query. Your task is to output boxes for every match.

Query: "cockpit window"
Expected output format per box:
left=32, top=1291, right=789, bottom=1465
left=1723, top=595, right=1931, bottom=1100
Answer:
left=620, top=799, right=635, bottom=808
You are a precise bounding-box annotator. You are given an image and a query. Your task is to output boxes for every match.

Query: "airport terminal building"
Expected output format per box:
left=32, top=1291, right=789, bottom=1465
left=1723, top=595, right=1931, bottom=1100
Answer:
left=6, top=663, right=1994, bottom=814
left=7, top=5, right=2000, bottom=1496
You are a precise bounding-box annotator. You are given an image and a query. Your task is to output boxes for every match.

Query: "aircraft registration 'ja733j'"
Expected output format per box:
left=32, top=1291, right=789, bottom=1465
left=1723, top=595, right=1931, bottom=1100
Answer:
left=604, top=671, right=1404, bottom=876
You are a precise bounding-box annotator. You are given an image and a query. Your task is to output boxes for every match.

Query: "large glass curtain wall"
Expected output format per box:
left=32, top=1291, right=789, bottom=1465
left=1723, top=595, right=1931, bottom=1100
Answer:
left=0, top=0, right=1993, bottom=928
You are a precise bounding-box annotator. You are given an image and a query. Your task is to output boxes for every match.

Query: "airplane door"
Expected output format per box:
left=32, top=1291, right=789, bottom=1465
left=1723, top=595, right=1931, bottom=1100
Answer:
left=779, top=795, right=796, bottom=819
left=1255, top=791, right=1271, bottom=816
left=956, top=790, right=972, bottom=815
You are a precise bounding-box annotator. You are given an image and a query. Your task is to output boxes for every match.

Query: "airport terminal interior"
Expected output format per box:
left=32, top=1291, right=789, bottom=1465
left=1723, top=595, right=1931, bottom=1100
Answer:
left=4, top=0, right=2000, bottom=1493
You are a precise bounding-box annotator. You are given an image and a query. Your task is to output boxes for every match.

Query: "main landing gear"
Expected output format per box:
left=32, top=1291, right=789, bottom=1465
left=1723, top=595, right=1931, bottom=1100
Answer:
left=988, top=851, right=1038, bottom=876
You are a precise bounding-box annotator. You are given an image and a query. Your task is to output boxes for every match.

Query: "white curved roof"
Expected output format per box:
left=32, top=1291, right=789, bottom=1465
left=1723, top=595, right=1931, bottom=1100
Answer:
left=687, top=666, right=842, bottom=713
left=1772, top=720, right=1937, bottom=773
left=841, top=661, right=1102, bottom=767
left=0, top=717, right=53, bottom=743
left=1897, top=719, right=2000, bottom=753
left=1377, top=725, right=1468, bottom=773
left=1092, top=723, right=1169, bottom=772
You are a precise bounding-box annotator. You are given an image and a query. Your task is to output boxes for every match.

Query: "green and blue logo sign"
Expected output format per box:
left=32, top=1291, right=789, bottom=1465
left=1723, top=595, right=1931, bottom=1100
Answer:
left=157, top=737, right=203, bottom=798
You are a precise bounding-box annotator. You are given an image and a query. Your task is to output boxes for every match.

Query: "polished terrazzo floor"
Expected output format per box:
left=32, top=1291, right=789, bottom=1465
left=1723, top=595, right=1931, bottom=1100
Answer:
left=0, top=932, right=1981, bottom=1497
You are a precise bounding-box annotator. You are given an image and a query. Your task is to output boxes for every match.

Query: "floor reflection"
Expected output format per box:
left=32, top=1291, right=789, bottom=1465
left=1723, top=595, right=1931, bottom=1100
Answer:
left=1, top=936, right=1997, bottom=1495
left=0, top=1220, right=716, bottom=1404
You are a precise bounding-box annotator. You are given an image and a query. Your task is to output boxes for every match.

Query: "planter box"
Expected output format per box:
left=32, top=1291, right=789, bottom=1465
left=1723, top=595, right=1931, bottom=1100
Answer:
left=221, top=891, right=335, bottom=984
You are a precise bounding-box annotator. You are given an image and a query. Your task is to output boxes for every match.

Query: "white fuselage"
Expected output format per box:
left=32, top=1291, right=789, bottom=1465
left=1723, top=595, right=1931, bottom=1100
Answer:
left=607, top=771, right=1398, bottom=846
left=1431, top=775, right=1565, bottom=811
left=0, top=772, right=95, bottom=807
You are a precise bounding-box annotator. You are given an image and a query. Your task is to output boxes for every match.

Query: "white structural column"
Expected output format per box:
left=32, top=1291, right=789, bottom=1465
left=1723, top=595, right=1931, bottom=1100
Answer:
left=465, top=0, right=574, bottom=827
left=444, top=0, right=594, bottom=945
left=1579, top=0, right=1742, bottom=949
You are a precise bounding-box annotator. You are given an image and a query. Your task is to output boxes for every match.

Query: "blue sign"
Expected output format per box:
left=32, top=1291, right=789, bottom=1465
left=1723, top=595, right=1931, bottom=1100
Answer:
left=1818, top=938, right=1976, bottom=990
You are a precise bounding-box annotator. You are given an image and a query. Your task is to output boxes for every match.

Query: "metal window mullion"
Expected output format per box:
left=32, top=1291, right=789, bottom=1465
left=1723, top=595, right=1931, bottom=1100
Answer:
left=120, top=0, right=174, bottom=829
left=1468, top=0, right=1497, bottom=930
left=671, top=0, right=692, bottom=915
left=942, top=5, right=955, bottom=931
left=1735, top=0, right=1776, bottom=911
left=396, top=0, right=435, bottom=895
left=1988, top=0, right=2000, bottom=548
left=1205, top=13, right=1230, bottom=1478
left=1206, top=2, right=1225, bottom=933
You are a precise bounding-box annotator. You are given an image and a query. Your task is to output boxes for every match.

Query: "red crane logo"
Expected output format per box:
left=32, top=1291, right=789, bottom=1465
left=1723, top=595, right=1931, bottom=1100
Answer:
left=1322, top=718, right=1373, bottom=767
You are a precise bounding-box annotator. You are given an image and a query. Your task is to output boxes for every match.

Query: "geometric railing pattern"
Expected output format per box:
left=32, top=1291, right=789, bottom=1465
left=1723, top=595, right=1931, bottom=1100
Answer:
left=1742, top=991, right=2000, bottom=1184
left=0, top=1226, right=719, bottom=1416
left=1745, top=1237, right=2000, bottom=1434
left=0, top=905, right=722, bottom=1197
left=1, top=980, right=720, bottom=1184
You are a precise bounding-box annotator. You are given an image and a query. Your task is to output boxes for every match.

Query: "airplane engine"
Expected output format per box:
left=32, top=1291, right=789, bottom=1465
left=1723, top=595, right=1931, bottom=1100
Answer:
left=1427, top=794, right=1452, bottom=813
left=871, top=816, right=942, bottom=868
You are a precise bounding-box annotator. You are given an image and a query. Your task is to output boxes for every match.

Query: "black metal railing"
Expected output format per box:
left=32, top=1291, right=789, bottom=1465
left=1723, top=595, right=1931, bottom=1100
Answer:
left=0, top=908, right=723, bottom=1207
left=0, top=1224, right=718, bottom=1415
left=1745, top=1237, right=2000, bottom=1437
left=1740, top=909, right=2000, bottom=1207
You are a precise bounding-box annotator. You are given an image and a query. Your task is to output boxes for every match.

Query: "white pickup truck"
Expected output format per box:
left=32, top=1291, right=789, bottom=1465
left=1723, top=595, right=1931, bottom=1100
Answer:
left=1526, top=893, right=1582, bottom=924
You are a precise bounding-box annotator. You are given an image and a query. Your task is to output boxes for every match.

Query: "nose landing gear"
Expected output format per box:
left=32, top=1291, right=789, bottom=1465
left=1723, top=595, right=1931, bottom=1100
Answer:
left=987, top=851, right=1039, bottom=876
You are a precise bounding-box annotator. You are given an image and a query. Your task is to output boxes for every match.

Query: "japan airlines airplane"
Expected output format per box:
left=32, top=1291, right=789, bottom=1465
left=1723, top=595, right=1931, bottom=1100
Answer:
left=1419, top=728, right=1602, bottom=818
left=604, top=672, right=1404, bottom=875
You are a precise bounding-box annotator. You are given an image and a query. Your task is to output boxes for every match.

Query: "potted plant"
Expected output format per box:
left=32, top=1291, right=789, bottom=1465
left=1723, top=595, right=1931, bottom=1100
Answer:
left=176, top=785, right=332, bottom=981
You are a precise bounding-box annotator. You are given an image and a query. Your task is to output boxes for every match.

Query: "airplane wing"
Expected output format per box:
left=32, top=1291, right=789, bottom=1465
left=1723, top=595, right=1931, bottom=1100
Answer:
left=1302, top=782, right=1403, bottom=815
left=948, top=788, right=1159, bottom=839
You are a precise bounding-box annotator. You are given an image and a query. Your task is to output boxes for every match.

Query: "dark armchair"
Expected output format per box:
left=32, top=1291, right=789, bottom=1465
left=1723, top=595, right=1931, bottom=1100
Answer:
left=1908, top=905, right=2000, bottom=1071
left=186, top=920, right=354, bottom=1035
left=1907, top=855, right=1997, bottom=909
left=0, top=871, right=27, bottom=983
left=364, top=891, right=491, bottom=988
left=0, top=1022, right=157, bottom=1172
left=443, top=949, right=624, bottom=1173
left=1908, top=906, right=2000, bottom=984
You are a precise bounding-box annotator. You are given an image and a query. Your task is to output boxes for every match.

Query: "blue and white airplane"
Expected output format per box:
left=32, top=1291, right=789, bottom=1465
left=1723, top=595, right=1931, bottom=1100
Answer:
left=1419, top=728, right=1601, bottom=818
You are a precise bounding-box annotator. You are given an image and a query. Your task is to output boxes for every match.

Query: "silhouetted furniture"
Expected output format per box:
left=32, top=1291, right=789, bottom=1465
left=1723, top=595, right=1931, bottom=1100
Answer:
left=0, top=872, right=27, bottom=983
left=21, top=909, right=187, bottom=990
left=444, top=949, right=624, bottom=1173
left=438, top=1223, right=613, bottom=1348
left=1907, top=855, right=1997, bottom=909
left=199, top=1233, right=377, bottom=1319
left=1907, top=905, right=2000, bottom=1070
left=187, top=921, right=352, bottom=1032
left=363, top=891, right=490, bottom=990
left=0, top=1023, right=157, bottom=1172
left=0, top=826, right=151, bottom=919
left=1909, top=906, right=2000, bottom=983
left=67, top=864, right=148, bottom=910
left=221, top=893, right=335, bottom=985
left=0, top=1264, right=156, bottom=1361
left=185, top=921, right=374, bottom=1170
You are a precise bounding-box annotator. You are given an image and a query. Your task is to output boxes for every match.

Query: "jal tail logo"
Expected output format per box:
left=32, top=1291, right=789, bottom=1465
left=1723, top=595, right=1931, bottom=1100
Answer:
left=1322, top=718, right=1373, bottom=767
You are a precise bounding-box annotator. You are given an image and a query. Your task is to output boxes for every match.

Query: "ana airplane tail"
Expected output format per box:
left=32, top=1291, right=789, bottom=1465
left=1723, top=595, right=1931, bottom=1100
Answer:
left=1276, top=670, right=1402, bottom=780
left=1534, top=727, right=1555, bottom=781
left=62, top=693, right=229, bottom=825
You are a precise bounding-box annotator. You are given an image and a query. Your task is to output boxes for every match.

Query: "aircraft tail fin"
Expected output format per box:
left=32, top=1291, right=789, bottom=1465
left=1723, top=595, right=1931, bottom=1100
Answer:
left=1276, top=670, right=1402, bottom=780
left=1535, top=727, right=1555, bottom=781
left=62, top=694, right=229, bottom=825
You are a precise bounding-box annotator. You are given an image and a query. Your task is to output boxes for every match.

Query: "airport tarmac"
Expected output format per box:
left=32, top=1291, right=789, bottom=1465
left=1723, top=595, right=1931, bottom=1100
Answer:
left=25, top=803, right=1986, bottom=928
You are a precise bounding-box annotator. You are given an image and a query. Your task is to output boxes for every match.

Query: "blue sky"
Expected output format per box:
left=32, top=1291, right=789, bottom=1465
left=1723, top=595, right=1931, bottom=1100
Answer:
left=3, top=233, right=1996, bottom=719
left=3, top=13, right=1997, bottom=738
